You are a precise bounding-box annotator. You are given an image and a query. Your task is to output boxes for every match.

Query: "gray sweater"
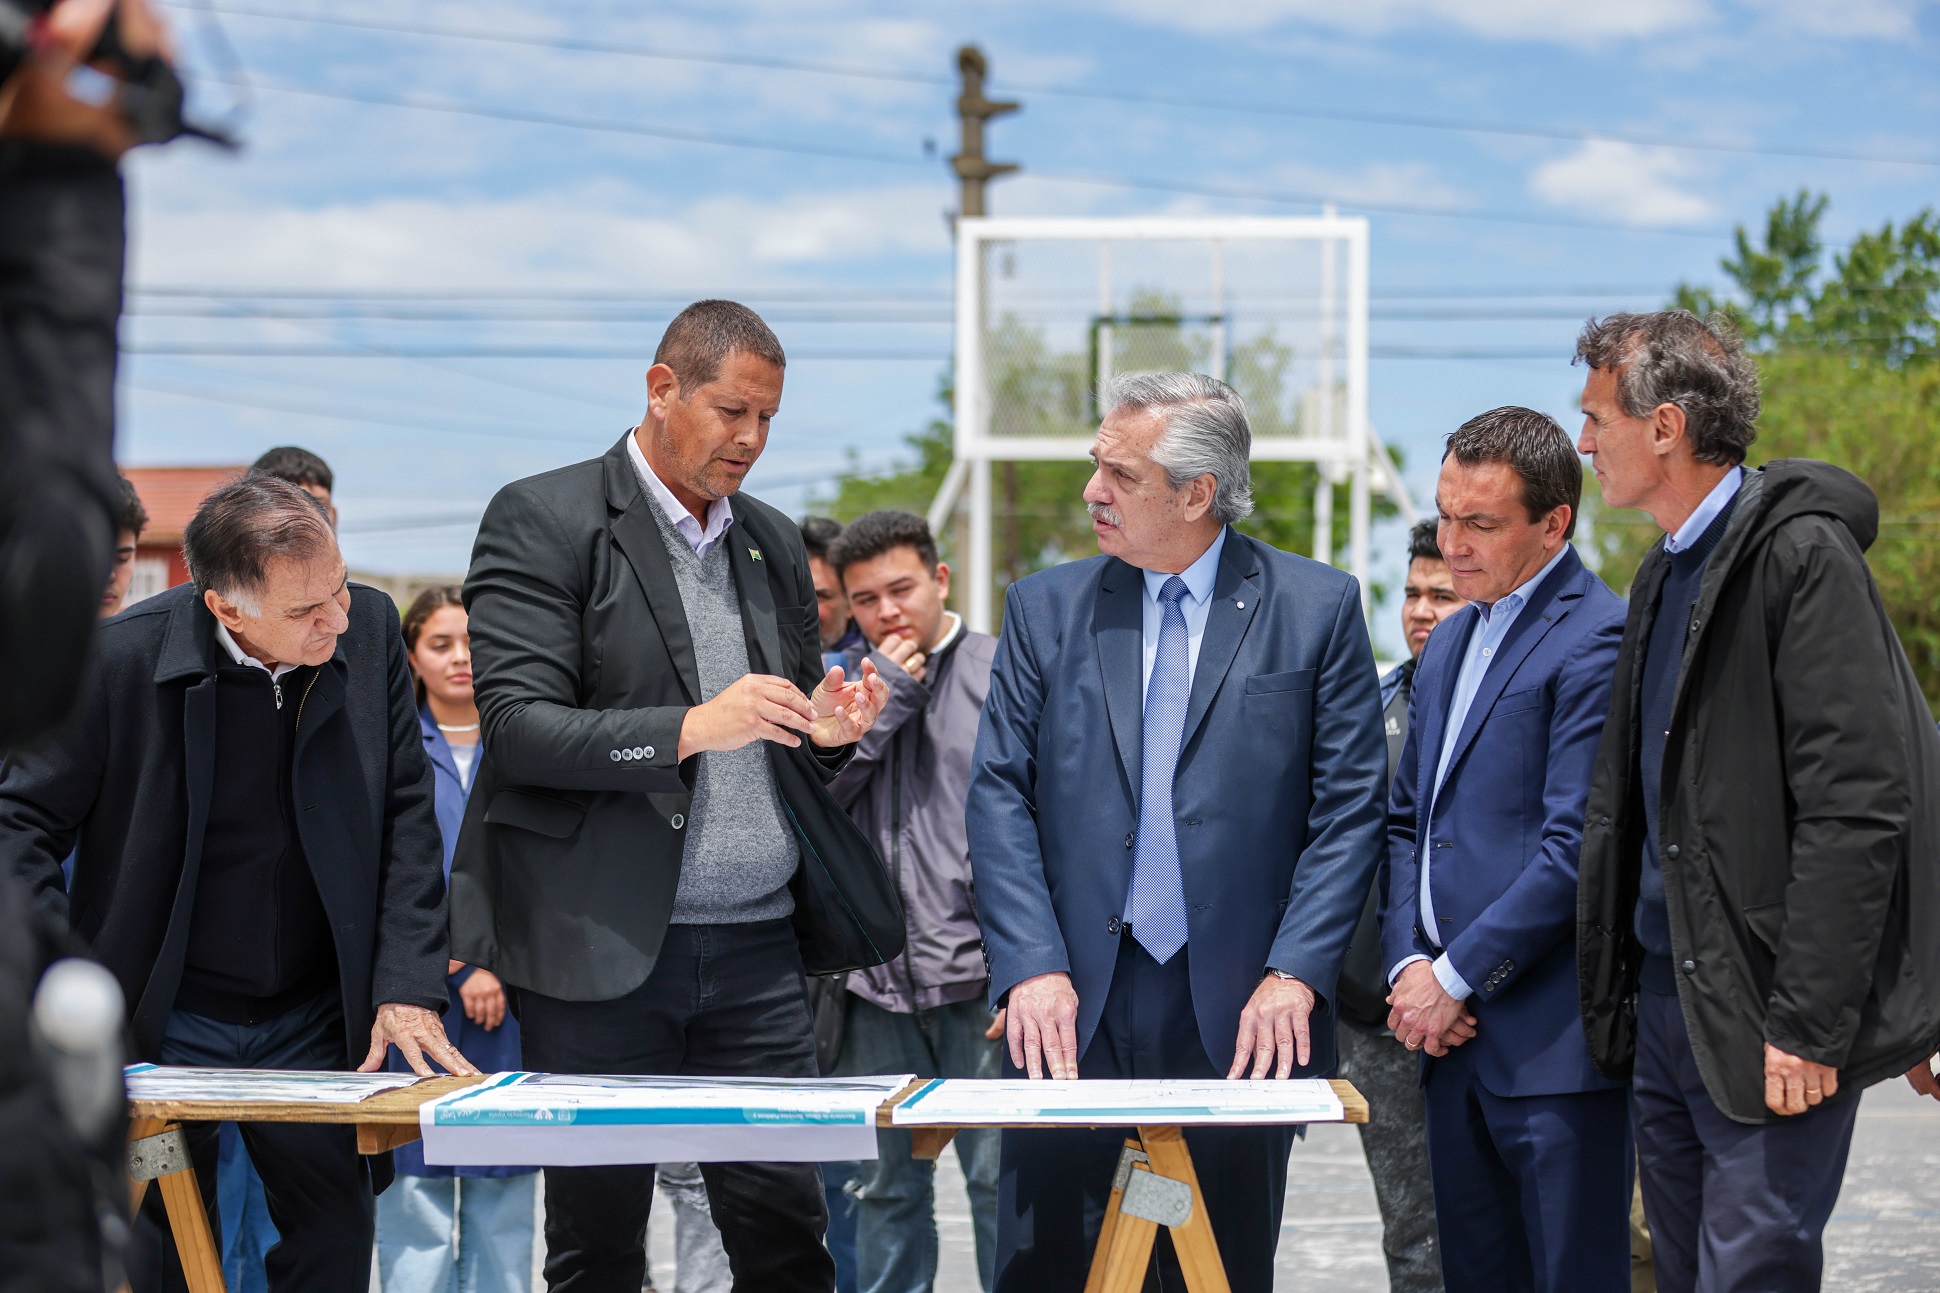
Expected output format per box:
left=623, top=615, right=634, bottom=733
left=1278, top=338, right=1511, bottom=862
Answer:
left=638, top=483, right=799, bottom=925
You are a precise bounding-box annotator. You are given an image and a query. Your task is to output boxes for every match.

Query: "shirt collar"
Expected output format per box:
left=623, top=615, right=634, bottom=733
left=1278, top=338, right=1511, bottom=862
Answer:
left=626, top=428, right=734, bottom=553
left=1141, top=526, right=1227, bottom=607
left=929, top=611, right=965, bottom=656
left=214, top=622, right=301, bottom=681
left=1477, top=543, right=1571, bottom=623
left=1665, top=466, right=1744, bottom=554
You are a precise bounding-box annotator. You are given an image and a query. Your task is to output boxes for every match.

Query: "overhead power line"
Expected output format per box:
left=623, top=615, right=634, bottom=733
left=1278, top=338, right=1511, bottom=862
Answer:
left=125, top=342, right=1587, bottom=361
left=201, top=75, right=1729, bottom=240
left=171, top=2, right=1940, bottom=171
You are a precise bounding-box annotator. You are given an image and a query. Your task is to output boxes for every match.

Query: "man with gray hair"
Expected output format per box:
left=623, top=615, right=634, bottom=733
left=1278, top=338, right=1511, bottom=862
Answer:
left=1575, top=310, right=1940, bottom=1293
left=0, top=473, right=469, bottom=1291
left=969, top=371, right=1388, bottom=1291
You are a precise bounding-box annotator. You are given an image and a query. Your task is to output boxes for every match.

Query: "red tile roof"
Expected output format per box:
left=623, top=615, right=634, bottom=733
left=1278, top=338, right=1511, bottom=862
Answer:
left=123, top=466, right=248, bottom=543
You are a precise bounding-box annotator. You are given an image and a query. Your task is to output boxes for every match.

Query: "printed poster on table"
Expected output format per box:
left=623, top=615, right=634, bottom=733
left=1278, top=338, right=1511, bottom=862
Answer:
left=419, top=1072, right=917, bottom=1166
left=891, top=1078, right=1346, bottom=1126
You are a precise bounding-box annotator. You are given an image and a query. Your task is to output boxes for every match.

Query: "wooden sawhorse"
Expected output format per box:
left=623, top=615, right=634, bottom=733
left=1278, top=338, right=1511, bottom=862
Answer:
left=904, top=1079, right=1369, bottom=1293
left=125, top=1075, right=486, bottom=1293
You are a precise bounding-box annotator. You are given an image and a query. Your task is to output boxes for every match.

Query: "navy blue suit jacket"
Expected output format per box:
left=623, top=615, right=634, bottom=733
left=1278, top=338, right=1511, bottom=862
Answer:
left=968, top=529, right=1388, bottom=1073
left=1382, top=545, right=1625, bottom=1097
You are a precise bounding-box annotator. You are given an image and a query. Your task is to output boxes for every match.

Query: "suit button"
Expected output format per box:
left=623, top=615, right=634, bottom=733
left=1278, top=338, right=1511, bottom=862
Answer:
left=1682, top=959, right=1696, bottom=972
left=1666, top=844, right=1680, bottom=859
left=610, top=750, right=622, bottom=762
left=1124, top=833, right=1135, bottom=849
left=671, top=814, right=685, bottom=830
left=1107, top=916, right=1122, bottom=934
left=643, top=745, right=655, bottom=760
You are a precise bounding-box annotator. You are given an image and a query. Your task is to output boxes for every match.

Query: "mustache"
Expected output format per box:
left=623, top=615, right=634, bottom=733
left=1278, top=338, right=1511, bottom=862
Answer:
left=1087, top=502, right=1124, bottom=528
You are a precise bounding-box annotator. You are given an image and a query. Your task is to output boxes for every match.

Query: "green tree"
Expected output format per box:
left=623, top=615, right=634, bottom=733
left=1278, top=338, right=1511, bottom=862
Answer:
left=1583, top=192, right=1940, bottom=706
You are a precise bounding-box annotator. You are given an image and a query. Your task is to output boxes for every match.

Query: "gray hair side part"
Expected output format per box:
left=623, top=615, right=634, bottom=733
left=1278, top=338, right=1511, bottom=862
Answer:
left=183, top=474, right=339, bottom=608
left=1103, top=371, right=1255, bottom=525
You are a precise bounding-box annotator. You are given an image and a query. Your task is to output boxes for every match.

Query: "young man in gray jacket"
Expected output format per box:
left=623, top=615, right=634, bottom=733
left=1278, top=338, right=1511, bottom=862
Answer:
left=826, top=511, right=1001, bottom=1293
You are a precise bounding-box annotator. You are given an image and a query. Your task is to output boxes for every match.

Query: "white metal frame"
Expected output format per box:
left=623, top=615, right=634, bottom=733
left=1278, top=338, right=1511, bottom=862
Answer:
left=931, top=214, right=1400, bottom=631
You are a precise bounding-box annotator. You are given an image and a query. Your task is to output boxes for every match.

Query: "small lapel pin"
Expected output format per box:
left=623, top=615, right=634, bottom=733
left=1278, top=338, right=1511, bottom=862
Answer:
left=749, top=547, right=763, bottom=561
left=1235, top=600, right=1246, bottom=609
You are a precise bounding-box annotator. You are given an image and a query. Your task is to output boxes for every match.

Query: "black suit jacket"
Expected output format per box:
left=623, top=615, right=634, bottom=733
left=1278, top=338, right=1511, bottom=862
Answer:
left=0, top=583, right=449, bottom=1062
left=455, top=433, right=867, bottom=1002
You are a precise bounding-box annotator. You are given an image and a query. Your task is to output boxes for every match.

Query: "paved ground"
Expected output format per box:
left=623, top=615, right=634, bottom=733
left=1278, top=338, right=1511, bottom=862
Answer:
left=635, top=1077, right=1940, bottom=1291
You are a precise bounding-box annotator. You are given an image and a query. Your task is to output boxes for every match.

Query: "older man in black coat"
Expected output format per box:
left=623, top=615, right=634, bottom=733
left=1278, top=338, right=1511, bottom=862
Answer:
left=0, top=474, right=468, bottom=1293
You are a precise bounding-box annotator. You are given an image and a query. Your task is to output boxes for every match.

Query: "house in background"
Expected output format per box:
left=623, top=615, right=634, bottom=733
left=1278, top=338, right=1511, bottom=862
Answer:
left=120, top=466, right=463, bottom=613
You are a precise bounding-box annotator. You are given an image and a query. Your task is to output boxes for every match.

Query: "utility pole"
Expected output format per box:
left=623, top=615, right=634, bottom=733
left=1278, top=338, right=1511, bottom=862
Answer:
left=951, top=45, right=1018, bottom=217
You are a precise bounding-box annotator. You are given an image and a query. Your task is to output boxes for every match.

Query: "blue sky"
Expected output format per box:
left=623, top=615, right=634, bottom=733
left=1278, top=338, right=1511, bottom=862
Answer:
left=121, top=0, right=1939, bottom=652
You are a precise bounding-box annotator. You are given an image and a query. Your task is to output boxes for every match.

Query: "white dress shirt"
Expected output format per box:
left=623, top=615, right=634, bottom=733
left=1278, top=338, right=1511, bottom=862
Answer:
left=626, top=430, right=733, bottom=559
left=214, top=622, right=302, bottom=682
left=1394, top=542, right=1572, bottom=1001
left=1140, top=526, right=1228, bottom=701
left=1665, top=466, right=1744, bottom=554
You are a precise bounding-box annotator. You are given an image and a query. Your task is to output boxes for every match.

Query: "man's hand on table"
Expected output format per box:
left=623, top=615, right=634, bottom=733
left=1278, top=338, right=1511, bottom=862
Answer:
left=1007, top=973, right=1079, bottom=1080
left=1386, top=961, right=1478, bottom=1057
left=1229, top=974, right=1318, bottom=1079
left=360, top=1003, right=479, bottom=1077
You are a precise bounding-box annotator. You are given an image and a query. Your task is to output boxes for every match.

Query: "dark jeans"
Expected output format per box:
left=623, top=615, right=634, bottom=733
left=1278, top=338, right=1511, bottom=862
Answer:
left=1422, top=1039, right=1632, bottom=1293
left=994, top=937, right=1294, bottom=1293
left=1632, top=987, right=1858, bottom=1293
left=515, top=919, right=835, bottom=1293
left=1336, top=1017, right=1443, bottom=1293
left=128, top=991, right=373, bottom=1293
left=836, top=994, right=1001, bottom=1293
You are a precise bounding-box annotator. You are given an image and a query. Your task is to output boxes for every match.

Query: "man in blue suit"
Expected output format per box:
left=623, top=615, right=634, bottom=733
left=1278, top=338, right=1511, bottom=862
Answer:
left=1383, top=407, right=1631, bottom=1293
left=969, top=372, right=1388, bottom=1292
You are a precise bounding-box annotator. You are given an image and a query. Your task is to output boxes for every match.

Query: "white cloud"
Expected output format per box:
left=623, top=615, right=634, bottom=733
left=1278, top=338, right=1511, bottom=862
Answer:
left=128, top=181, right=952, bottom=287
left=1738, top=0, right=1938, bottom=36
left=1528, top=140, right=1714, bottom=227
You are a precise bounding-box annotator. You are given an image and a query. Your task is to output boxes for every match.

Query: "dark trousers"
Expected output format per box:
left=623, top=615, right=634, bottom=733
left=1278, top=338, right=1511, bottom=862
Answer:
left=515, top=918, right=835, bottom=1293
left=994, top=937, right=1294, bottom=1293
left=1632, top=987, right=1858, bottom=1293
left=1336, top=1017, right=1443, bottom=1293
left=128, top=992, right=374, bottom=1293
left=1422, top=1040, right=1632, bottom=1293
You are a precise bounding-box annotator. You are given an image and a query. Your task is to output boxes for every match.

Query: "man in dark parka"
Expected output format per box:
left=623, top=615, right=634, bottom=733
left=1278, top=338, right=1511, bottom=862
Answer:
left=1573, top=310, right=1940, bottom=1293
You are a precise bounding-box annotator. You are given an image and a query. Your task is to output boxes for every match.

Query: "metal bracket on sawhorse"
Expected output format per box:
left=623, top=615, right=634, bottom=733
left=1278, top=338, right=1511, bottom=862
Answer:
left=1083, top=1127, right=1232, bottom=1293
left=127, top=1119, right=230, bottom=1293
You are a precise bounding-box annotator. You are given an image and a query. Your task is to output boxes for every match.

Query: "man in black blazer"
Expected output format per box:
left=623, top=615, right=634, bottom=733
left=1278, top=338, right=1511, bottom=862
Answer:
left=0, top=474, right=466, bottom=1291
left=455, top=299, right=890, bottom=1293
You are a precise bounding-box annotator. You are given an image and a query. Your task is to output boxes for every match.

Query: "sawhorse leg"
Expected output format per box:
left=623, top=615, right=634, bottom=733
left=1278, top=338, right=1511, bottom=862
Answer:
left=1083, top=1126, right=1232, bottom=1293
left=128, top=1118, right=230, bottom=1293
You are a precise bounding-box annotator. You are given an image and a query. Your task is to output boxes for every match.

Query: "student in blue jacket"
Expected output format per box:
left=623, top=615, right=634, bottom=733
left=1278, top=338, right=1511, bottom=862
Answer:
left=377, top=586, right=536, bottom=1293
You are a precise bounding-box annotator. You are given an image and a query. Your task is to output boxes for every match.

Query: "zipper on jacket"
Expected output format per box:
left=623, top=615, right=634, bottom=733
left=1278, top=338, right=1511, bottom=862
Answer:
left=890, top=724, right=922, bottom=1004
left=293, top=670, right=319, bottom=734
left=273, top=680, right=283, bottom=710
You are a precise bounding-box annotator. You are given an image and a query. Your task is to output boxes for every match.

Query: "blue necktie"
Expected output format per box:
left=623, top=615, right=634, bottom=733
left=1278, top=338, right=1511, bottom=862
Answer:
left=1128, top=576, right=1191, bottom=964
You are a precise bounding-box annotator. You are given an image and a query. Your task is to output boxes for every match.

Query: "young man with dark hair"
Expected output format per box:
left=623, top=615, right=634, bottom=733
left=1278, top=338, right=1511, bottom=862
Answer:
left=101, top=474, right=149, bottom=617
left=1386, top=406, right=1630, bottom=1293
left=825, top=509, right=1001, bottom=1293
left=1333, top=516, right=1464, bottom=1293
left=802, top=515, right=865, bottom=665
left=249, top=446, right=337, bottom=529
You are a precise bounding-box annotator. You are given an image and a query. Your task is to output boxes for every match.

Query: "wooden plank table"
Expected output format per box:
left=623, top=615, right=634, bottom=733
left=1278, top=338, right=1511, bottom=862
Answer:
left=127, top=1075, right=1366, bottom=1293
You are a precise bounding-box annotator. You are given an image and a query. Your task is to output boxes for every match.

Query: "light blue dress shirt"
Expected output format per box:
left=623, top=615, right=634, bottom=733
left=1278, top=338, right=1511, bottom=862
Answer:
left=1396, top=542, right=1572, bottom=1001
left=1665, top=467, right=1744, bottom=554
left=1140, top=526, right=1228, bottom=700
left=627, top=430, right=734, bottom=559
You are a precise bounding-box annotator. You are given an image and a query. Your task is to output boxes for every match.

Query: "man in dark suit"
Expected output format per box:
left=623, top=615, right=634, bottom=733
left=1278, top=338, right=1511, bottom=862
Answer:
left=454, top=299, right=889, bottom=1293
left=968, top=371, right=1388, bottom=1293
left=0, top=473, right=466, bottom=1291
left=1383, top=407, right=1630, bottom=1293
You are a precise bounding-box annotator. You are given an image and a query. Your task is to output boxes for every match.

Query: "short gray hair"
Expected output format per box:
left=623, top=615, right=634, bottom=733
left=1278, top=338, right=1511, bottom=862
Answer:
left=1103, top=371, right=1254, bottom=524
left=1573, top=310, right=1760, bottom=466
left=183, top=474, right=338, bottom=609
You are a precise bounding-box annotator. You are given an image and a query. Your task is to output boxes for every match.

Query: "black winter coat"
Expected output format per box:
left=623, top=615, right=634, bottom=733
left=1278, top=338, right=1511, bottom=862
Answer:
left=1578, top=460, right=1940, bottom=1124
left=0, top=583, right=450, bottom=1063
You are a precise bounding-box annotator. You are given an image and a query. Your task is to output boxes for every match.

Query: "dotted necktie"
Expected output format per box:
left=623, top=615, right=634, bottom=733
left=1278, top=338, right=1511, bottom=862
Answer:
left=1128, top=576, right=1192, bottom=964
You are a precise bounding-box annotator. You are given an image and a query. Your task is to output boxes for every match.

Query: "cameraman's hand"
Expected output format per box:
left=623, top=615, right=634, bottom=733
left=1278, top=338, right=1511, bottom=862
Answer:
left=678, top=674, right=815, bottom=757
left=1, top=0, right=174, bottom=157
